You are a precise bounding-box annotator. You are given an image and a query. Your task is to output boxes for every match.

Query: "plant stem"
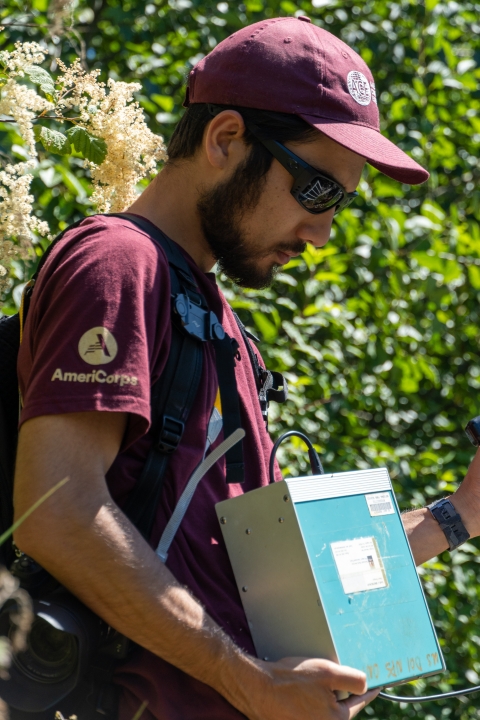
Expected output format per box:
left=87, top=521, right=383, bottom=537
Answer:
left=0, top=477, right=70, bottom=547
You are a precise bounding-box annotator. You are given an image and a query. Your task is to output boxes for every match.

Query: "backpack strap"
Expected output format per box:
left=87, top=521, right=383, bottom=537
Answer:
left=114, top=214, right=244, bottom=538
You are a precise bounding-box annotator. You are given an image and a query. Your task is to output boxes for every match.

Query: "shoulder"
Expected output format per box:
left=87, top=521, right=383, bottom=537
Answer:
left=49, top=214, right=168, bottom=268
left=38, top=214, right=171, bottom=297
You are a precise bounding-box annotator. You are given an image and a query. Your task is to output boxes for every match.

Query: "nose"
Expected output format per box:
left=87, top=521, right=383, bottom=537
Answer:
left=297, top=207, right=335, bottom=249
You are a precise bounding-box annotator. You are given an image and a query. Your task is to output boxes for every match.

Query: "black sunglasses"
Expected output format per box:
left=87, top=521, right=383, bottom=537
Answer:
left=246, top=121, right=358, bottom=216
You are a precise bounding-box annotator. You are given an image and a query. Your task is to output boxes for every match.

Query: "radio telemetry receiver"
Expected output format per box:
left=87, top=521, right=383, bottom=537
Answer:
left=217, top=429, right=480, bottom=703
left=216, top=465, right=444, bottom=690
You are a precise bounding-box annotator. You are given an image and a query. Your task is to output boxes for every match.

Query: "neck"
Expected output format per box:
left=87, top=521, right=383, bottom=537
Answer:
left=127, top=164, right=215, bottom=272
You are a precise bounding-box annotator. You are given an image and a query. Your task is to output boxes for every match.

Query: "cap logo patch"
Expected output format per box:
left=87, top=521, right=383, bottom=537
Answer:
left=347, top=70, right=372, bottom=106
left=78, top=327, right=118, bottom=365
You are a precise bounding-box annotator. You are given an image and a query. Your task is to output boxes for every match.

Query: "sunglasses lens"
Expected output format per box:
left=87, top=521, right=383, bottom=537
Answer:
left=299, top=176, right=344, bottom=212
left=334, top=191, right=358, bottom=215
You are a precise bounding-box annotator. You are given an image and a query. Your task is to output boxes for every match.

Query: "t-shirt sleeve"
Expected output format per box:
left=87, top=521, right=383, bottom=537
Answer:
left=18, top=216, right=171, bottom=448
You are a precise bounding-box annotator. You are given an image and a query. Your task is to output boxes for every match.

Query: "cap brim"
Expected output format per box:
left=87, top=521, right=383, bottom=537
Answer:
left=300, top=115, right=429, bottom=185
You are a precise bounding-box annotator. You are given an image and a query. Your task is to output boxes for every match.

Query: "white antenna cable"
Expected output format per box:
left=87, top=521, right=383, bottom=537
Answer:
left=156, top=427, right=245, bottom=563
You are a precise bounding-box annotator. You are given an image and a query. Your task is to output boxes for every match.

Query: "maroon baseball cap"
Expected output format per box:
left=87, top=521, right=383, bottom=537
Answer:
left=186, top=16, right=428, bottom=185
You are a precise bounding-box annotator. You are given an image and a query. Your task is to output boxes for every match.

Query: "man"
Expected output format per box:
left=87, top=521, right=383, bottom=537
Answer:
left=13, top=16, right=480, bottom=720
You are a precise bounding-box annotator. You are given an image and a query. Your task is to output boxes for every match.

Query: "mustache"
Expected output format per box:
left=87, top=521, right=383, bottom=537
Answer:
left=260, top=240, right=307, bottom=260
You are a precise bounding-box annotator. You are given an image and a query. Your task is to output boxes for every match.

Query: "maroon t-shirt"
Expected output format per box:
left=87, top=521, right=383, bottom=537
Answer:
left=18, top=215, right=277, bottom=720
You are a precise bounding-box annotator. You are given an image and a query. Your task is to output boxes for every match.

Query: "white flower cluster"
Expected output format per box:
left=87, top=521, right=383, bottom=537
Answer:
left=0, top=40, right=167, bottom=298
left=0, top=164, right=50, bottom=288
left=0, top=41, right=52, bottom=154
left=0, top=42, right=52, bottom=290
left=0, top=80, right=52, bottom=155
left=0, top=41, right=46, bottom=75
left=57, top=60, right=166, bottom=212
left=89, top=79, right=166, bottom=212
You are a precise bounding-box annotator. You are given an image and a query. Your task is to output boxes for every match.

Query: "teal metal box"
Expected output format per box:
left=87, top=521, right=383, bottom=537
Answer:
left=216, top=468, right=445, bottom=689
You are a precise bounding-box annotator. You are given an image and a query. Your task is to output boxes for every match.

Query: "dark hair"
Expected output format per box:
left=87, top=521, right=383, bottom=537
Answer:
left=167, top=103, right=319, bottom=178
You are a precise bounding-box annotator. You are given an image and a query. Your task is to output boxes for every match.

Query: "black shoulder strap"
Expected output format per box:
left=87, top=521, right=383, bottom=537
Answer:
left=113, top=214, right=244, bottom=538
left=112, top=214, right=206, bottom=537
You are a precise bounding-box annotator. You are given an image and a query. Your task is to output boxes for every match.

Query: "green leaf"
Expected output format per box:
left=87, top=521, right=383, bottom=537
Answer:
left=468, top=266, right=480, bottom=290
left=24, top=65, right=55, bottom=98
left=34, top=125, right=71, bottom=156
left=67, top=126, right=108, bottom=164
left=252, top=311, right=278, bottom=342
left=57, top=165, right=88, bottom=199
left=151, top=94, right=174, bottom=112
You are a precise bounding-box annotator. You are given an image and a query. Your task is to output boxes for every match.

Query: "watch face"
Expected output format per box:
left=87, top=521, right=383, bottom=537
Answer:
left=465, top=417, right=480, bottom=447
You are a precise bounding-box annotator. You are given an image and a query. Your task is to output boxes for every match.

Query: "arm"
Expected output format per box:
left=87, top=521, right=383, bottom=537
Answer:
left=403, top=448, right=480, bottom=566
left=14, top=411, right=378, bottom=720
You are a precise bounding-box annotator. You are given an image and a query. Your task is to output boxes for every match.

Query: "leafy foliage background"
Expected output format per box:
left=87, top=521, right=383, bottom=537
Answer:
left=1, top=0, right=480, bottom=717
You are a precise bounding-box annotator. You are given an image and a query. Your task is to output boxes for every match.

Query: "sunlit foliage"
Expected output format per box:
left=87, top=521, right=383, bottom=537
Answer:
left=1, top=1, right=480, bottom=716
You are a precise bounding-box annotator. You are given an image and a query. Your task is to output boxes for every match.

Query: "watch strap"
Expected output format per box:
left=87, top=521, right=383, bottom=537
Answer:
left=427, top=498, right=470, bottom=551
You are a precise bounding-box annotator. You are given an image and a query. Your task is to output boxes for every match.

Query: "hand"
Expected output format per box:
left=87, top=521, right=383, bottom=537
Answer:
left=451, top=446, right=480, bottom=539
left=238, top=656, right=379, bottom=720
left=403, top=446, right=480, bottom=565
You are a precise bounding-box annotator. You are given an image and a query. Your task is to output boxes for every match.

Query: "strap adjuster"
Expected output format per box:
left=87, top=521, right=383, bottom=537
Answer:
left=156, top=416, right=184, bottom=454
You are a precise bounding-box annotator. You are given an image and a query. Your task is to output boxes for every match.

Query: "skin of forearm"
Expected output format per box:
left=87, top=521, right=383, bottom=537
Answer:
left=402, top=508, right=448, bottom=565
left=403, top=447, right=480, bottom=566
left=13, top=415, right=262, bottom=716
left=14, top=413, right=439, bottom=718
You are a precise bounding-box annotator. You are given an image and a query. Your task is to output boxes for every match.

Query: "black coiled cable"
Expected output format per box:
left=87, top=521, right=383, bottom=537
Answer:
left=379, top=684, right=480, bottom=703
left=269, top=430, right=324, bottom=484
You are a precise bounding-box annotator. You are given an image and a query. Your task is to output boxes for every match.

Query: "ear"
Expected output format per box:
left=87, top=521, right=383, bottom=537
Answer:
left=203, top=110, right=247, bottom=170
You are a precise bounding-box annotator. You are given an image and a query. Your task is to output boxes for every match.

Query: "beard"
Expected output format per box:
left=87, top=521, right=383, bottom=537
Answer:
left=197, top=152, right=305, bottom=289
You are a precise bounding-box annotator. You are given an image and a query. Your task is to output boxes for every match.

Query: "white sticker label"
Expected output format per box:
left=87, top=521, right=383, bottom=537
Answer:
left=331, top=537, right=388, bottom=595
left=365, top=492, right=395, bottom=517
left=347, top=70, right=372, bottom=106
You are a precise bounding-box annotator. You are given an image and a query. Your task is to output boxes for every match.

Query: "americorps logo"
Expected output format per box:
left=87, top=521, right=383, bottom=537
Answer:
left=51, top=368, right=138, bottom=386
left=78, top=326, right=118, bottom=365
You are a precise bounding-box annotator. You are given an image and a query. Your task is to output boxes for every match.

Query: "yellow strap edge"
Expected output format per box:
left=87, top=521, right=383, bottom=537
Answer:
left=18, top=279, right=35, bottom=408
left=18, top=279, right=34, bottom=346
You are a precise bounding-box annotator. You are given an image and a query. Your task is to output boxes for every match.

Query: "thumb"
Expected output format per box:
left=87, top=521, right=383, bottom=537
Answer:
left=324, top=661, right=368, bottom=695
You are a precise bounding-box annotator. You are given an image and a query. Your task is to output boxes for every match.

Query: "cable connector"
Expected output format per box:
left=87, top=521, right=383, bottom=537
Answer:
left=269, top=430, right=324, bottom=484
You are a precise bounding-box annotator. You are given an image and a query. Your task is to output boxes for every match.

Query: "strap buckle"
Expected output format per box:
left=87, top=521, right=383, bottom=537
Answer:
left=156, top=416, right=185, bottom=454
left=268, top=371, right=288, bottom=403
left=174, top=293, right=225, bottom=342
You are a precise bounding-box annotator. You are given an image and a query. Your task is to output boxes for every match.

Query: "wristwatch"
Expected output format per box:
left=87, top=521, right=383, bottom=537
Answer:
left=427, top=498, right=470, bottom=551
left=465, top=416, right=480, bottom=447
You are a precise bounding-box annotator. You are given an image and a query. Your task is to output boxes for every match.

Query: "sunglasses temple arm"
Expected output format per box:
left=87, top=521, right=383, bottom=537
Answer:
left=246, top=123, right=310, bottom=181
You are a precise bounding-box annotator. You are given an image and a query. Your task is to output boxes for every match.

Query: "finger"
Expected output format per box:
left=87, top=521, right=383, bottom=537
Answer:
left=344, top=689, right=381, bottom=719
left=322, top=662, right=368, bottom=695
